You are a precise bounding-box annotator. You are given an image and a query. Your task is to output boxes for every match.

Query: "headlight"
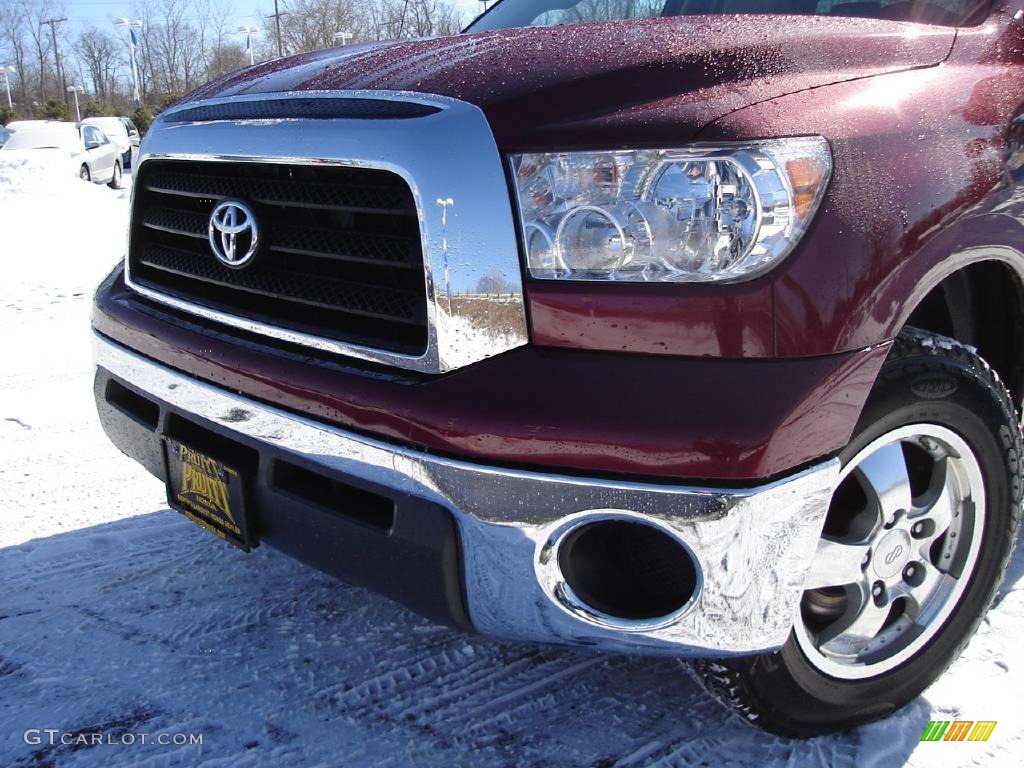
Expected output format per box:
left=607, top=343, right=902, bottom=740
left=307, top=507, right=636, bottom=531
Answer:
left=509, top=138, right=832, bottom=283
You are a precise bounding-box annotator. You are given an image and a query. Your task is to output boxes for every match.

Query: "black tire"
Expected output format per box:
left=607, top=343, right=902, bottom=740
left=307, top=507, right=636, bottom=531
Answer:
left=108, top=161, right=123, bottom=190
left=691, top=327, right=1022, bottom=737
left=79, top=164, right=90, bottom=182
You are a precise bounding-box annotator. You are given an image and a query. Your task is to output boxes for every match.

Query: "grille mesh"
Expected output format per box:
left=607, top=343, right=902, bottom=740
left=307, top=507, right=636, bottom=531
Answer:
left=129, top=160, right=428, bottom=354
left=144, top=170, right=415, bottom=214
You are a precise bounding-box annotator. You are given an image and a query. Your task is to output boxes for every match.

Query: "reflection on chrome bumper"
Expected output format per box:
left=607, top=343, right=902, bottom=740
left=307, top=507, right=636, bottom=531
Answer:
left=94, top=333, right=837, bottom=657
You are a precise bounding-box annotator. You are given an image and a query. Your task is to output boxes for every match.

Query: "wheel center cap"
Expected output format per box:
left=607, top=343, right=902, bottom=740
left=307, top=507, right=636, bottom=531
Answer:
left=873, top=529, right=911, bottom=579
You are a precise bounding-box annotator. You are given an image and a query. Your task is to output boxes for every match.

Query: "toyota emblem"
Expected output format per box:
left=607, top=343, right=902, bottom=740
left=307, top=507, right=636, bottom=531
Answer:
left=208, top=199, right=261, bottom=269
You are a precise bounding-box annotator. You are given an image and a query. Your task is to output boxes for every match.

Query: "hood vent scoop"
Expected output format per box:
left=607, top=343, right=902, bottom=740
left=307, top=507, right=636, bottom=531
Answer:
left=164, top=98, right=440, bottom=123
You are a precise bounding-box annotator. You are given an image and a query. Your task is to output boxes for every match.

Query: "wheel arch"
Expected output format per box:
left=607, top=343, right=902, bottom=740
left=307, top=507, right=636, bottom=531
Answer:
left=900, top=252, right=1024, bottom=408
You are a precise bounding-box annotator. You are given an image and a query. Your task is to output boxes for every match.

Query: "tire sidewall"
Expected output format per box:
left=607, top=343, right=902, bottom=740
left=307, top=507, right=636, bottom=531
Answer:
left=754, top=337, right=1017, bottom=731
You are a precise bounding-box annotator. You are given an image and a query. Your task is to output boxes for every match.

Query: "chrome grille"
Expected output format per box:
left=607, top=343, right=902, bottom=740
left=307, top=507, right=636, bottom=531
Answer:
left=124, top=92, right=530, bottom=374
left=128, top=160, right=428, bottom=355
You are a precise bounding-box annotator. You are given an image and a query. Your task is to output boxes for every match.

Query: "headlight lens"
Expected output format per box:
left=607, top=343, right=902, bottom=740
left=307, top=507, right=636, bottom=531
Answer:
left=509, top=138, right=832, bottom=283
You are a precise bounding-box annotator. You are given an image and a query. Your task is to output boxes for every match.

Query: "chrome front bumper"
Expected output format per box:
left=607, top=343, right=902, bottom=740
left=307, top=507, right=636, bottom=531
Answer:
left=94, top=333, right=837, bottom=657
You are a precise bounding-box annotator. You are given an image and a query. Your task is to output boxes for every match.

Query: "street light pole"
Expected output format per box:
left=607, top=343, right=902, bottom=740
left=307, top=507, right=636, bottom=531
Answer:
left=66, top=85, right=83, bottom=122
left=41, top=17, right=67, bottom=105
left=115, top=19, right=144, bottom=109
left=267, top=0, right=287, bottom=58
left=238, top=26, right=261, bottom=65
left=1, top=66, right=14, bottom=109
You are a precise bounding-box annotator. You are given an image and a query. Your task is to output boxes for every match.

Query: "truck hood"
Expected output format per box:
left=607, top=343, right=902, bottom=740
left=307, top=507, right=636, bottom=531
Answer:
left=185, top=15, right=955, bottom=148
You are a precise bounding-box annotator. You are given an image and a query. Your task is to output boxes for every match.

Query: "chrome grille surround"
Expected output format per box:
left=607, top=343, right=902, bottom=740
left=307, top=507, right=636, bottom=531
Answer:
left=125, top=90, right=529, bottom=374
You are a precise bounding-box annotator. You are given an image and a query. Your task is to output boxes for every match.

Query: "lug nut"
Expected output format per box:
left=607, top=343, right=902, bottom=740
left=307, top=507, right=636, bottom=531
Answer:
left=872, top=582, right=884, bottom=598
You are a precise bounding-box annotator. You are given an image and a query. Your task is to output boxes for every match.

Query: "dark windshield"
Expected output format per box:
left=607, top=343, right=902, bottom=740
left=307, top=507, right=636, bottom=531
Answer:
left=467, top=0, right=991, bottom=32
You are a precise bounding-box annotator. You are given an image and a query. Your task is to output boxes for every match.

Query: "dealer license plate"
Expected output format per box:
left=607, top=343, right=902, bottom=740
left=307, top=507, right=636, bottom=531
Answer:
left=161, top=436, right=252, bottom=550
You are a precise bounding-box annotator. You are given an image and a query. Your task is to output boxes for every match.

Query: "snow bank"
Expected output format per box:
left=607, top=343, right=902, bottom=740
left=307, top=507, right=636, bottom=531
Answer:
left=0, top=149, right=129, bottom=293
left=0, top=149, right=77, bottom=199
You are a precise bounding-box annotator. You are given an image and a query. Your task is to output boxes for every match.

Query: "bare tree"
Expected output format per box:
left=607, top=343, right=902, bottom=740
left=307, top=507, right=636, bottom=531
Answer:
left=148, top=0, right=205, bottom=94
left=266, top=0, right=466, bottom=56
left=0, top=3, right=31, bottom=109
left=24, top=0, right=58, bottom=105
left=131, top=2, right=156, bottom=100
left=395, top=0, right=465, bottom=38
left=74, top=28, right=122, bottom=102
left=2, top=0, right=130, bottom=115
left=0, top=0, right=470, bottom=117
left=265, top=0, right=370, bottom=56
left=207, top=43, right=249, bottom=79
left=195, top=0, right=240, bottom=80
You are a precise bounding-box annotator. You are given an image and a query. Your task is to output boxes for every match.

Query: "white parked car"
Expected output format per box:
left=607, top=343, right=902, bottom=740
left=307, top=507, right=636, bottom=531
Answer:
left=83, top=116, right=138, bottom=169
left=121, top=117, right=141, bottom=163
left=2, top=120, right=123, bottom=188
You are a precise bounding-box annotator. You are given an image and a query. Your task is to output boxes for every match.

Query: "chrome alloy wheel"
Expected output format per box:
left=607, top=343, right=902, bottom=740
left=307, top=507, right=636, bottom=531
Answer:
left=794, top=424, right=985, bottom=680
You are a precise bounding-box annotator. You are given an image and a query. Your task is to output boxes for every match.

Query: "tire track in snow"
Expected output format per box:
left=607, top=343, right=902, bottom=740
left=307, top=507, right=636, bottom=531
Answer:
left=425, top=653, right=608, bottom=729
left=1, top=527, right=190, bottom=591
left=156, top=593, right=317, bottom=646
left=315, top=643, right=485, bottom=711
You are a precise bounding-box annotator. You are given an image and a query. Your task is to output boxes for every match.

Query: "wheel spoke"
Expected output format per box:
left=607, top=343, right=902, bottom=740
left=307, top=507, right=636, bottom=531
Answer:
left=803, top=537, right=869, bottom=590
left=855, top=442, right=913, bottom=524
left=903, top=561, right=950, bottom=622
left=819, top=591, right=891, bottom=654
left=913, top=475, right=956, bottom=551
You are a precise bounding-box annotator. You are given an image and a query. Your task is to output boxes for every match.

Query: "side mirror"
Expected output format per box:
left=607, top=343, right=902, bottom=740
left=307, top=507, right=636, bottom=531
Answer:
left=84, top=140, right=100, bottom=150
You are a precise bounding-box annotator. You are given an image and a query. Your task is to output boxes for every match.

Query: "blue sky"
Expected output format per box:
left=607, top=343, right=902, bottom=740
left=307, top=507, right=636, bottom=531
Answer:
left=63, top=0, right=487, bottom=39
left=66, top=0, right=261, bottom=32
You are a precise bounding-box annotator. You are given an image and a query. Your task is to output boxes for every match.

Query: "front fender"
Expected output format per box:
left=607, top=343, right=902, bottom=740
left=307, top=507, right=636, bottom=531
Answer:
left=701, top=53, right=1024, bottom=357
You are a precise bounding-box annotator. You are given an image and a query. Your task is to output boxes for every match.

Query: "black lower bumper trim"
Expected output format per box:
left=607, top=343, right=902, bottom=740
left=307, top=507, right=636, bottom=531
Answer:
left=96, top=369, right=473, bottom=632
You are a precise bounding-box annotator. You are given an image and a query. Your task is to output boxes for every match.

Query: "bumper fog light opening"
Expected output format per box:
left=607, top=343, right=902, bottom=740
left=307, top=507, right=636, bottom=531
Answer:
left=537, top=512, right=703, bottom=632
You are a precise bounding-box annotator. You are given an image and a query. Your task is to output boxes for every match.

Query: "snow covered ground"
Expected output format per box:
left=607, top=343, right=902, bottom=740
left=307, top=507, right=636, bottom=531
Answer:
left=0, top=155, right=1022, bottom=767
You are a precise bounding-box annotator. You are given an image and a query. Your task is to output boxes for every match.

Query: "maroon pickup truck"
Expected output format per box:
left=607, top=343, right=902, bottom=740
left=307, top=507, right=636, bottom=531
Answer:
left=92, top=0, right=1024, bottom=736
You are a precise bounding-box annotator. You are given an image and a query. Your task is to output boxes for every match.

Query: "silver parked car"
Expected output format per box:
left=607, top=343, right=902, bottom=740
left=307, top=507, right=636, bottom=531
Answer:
left=83, top=116, right=138, bottom=170
left=2, top=120, right=123, bottom=188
